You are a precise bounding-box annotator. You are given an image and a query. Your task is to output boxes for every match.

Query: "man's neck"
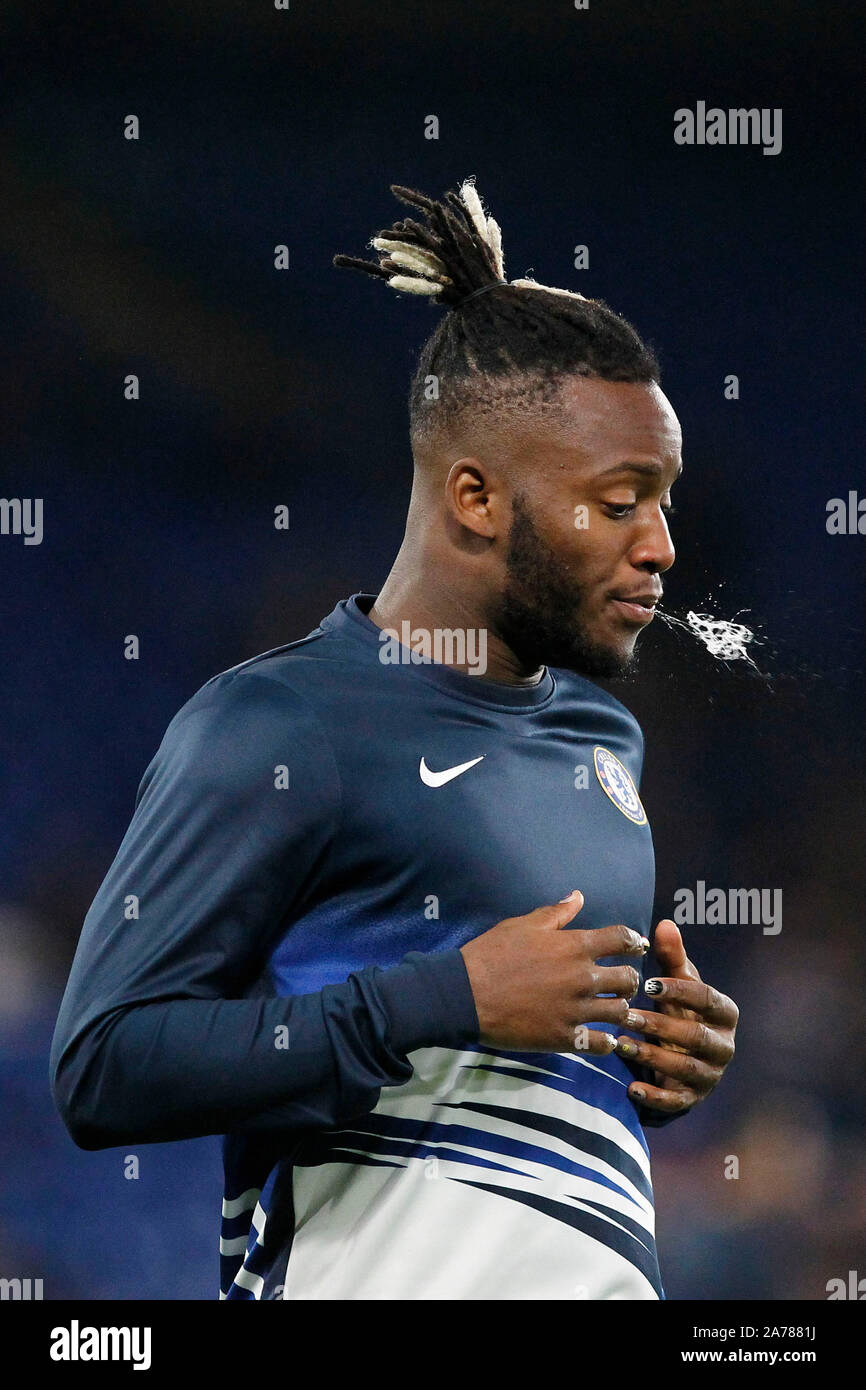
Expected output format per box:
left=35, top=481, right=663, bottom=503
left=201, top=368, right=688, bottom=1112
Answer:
left=367, top=572, right=545, bottom=687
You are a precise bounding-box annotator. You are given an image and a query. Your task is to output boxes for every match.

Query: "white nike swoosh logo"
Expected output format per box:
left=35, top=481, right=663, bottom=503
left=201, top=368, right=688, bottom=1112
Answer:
left=419, top=755, right=485, bottom=787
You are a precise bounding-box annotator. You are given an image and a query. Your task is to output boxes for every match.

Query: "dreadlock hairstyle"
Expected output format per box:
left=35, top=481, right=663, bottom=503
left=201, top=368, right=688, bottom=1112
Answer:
left=334, top=179, right=660, bottom=451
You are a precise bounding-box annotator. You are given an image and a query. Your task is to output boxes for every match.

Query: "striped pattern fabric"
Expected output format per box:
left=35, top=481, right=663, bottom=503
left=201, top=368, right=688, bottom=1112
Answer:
left=221, top=1043, right=663, bottom=1301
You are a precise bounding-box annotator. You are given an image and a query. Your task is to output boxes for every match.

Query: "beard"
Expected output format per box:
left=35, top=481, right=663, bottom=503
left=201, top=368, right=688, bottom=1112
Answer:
left=493, top=492, right=638, bottom=680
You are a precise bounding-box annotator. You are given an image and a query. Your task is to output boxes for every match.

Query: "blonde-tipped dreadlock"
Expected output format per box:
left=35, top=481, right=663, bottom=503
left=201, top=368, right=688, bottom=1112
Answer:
left=334, top=178, right=659, bottom=445
left=335, top=178, right=586, bottom=307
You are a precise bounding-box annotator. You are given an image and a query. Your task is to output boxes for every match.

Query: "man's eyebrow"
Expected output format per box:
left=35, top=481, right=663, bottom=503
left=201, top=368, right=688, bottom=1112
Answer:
left=597, top=460, right=683, bottom=480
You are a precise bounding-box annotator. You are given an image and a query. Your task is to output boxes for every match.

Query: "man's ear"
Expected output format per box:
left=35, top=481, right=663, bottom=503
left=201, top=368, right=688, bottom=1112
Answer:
left=445, top=458, right=498, bottom=540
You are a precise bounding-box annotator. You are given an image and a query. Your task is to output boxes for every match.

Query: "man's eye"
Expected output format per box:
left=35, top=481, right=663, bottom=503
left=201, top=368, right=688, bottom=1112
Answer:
left=604, top=502, right=636, bottom=518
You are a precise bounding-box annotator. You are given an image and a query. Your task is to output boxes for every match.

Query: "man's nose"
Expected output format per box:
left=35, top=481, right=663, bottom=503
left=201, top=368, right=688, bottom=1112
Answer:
left=630, top=512, right=676, bottom=573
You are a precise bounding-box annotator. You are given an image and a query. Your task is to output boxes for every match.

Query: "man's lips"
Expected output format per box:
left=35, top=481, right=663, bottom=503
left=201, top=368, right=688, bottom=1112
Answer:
left=608, top=591, right=661, bottom=624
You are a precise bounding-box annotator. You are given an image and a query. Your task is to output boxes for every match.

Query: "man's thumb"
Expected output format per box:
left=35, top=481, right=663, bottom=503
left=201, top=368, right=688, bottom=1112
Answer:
left=544, top=889, right=585, bottom=929
left=653, top=918, right=691, bottom=974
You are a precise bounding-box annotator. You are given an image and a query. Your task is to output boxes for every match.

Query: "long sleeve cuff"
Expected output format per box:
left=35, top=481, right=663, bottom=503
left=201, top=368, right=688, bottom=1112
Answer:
left=375, top=948, right=480, bottom=1056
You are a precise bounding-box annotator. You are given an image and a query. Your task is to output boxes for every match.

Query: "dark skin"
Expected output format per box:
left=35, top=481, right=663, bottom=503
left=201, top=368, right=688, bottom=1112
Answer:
left=369, top=374, right=738, bottom=1116
left=619, top=918, right=738, bottom=1113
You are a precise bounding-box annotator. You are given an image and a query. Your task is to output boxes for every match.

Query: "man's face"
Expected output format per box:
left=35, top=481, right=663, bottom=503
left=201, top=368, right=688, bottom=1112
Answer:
left=494, top=376, right=681, bottom=679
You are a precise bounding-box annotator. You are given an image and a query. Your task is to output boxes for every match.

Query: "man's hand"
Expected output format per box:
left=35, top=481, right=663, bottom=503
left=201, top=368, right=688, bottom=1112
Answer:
left=459, top=890, right=650, bottom=1055
left=615, top=919, right=738, bottom=1114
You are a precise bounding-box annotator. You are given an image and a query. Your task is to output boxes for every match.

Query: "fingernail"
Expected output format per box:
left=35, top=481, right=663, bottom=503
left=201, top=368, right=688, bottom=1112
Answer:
left=644, top=978, right=665, bottom=996
left=603, top=1033, right=617, bottom=1050
left=626, top=1010, right=645, bottom=1028
left=631, top=1087, right=645, bottom=1102
left=559, top=890, right=583, bottom=903
left=640, top=936, right=651, bottom=953
left=616, top=1038, right=638, bottom=1057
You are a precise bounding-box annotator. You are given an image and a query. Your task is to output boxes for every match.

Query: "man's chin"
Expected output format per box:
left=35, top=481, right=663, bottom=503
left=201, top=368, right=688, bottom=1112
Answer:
left=502, top=621, right=640, bottom=681
left=549, top=638, right=640, bottom=681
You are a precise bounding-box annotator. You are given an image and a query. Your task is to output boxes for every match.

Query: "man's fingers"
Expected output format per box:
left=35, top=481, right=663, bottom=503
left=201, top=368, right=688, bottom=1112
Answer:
left=643, top=976, right=739, bottom=1027
left=584, top=923, right=651, bottom=959
left=529, top=909, right=651, bottom=959
left=592, top=963, right=643, bottom=999
left=620, top=1009, right=735, bottom=1064
left=616, top=1035, right=725, bottom=1086
left=571, top=1025, right=619, bottom=1058
left=628, top=1080, right=699, bottom=1114
left=581, top=996, right=632, bottom=1028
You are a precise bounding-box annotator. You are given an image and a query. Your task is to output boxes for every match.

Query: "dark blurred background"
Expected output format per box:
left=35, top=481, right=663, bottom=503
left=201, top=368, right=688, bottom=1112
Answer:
left=1, top=0, right=864, bottom=1299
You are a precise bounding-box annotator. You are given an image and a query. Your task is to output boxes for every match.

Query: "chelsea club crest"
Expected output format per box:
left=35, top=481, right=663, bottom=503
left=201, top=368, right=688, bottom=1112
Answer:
left=593, top=746, right=647, bottom=825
